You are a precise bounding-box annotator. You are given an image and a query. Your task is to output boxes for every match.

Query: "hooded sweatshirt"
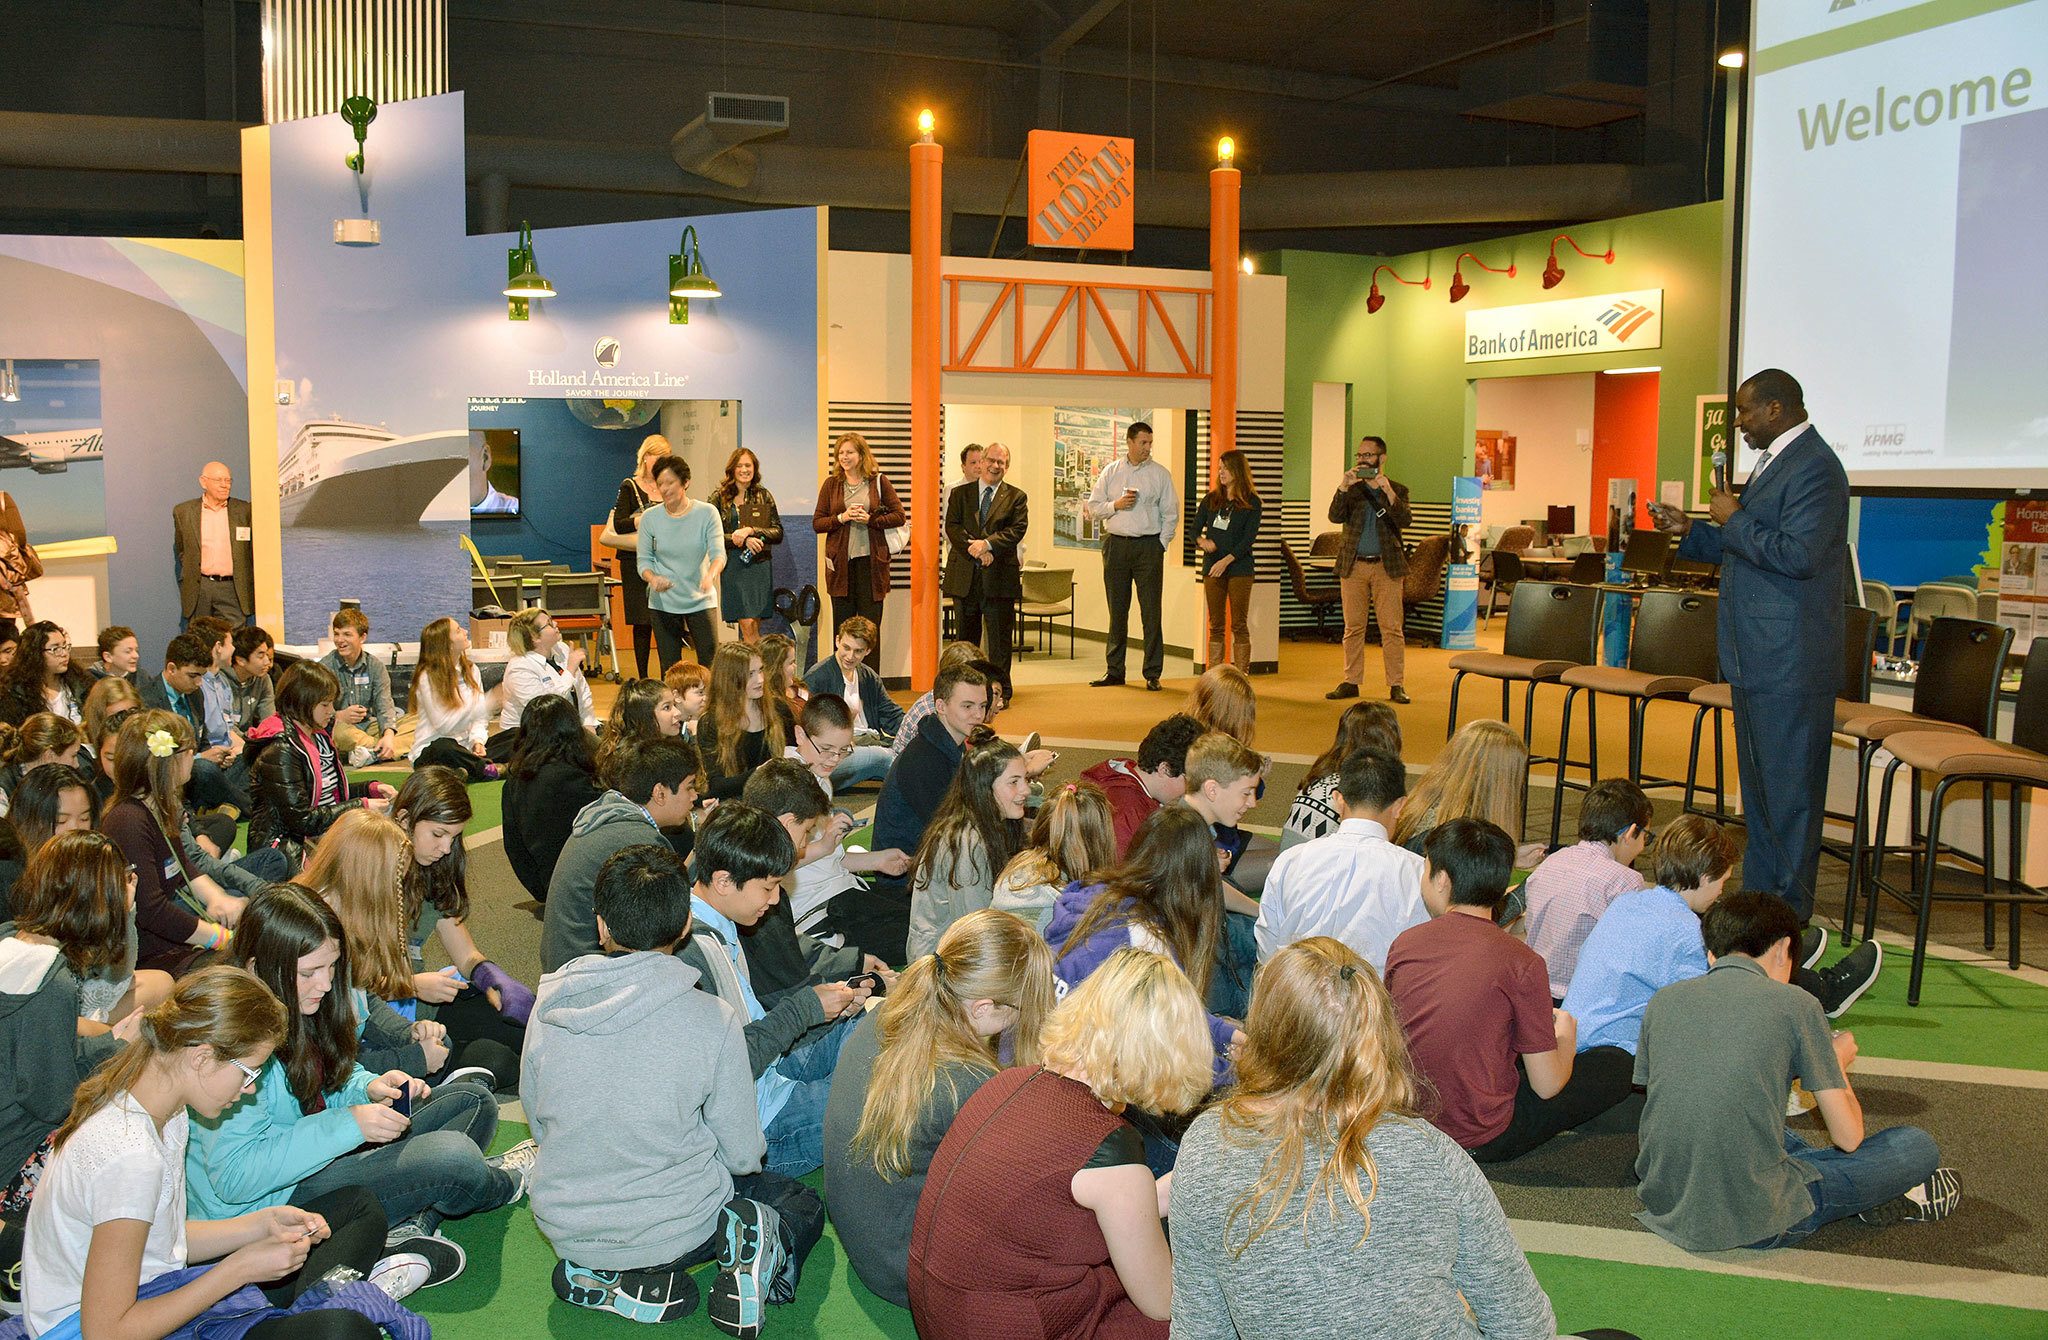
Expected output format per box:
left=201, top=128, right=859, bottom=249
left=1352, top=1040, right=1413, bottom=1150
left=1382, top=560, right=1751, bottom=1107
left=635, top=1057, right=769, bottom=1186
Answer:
left=540, top=791, right=669, bottom=974
left=522, top=950, right=763, bottom=1268
left=0, top=926, right=122, bottom=1179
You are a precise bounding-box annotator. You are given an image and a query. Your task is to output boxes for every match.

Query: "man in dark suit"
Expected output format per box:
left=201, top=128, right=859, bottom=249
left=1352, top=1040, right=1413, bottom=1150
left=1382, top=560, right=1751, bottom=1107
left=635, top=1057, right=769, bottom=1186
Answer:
left=943, top=441, right=1028, bottom=694
left=172, top=461, right=254, bottom=626
left=1649, top=369, right=1847, bottom=921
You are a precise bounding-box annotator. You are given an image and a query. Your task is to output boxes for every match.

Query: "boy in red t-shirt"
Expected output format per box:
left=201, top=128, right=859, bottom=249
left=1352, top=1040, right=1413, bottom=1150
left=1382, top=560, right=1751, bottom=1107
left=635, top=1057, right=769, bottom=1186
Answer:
left=1385, top=818, right=1635, bottom=1163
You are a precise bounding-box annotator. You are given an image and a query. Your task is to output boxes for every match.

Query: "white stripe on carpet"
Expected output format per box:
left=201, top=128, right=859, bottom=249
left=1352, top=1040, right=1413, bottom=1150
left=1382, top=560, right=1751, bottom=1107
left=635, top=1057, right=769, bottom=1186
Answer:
left=1855, top=1055, right=2048, bottom=1091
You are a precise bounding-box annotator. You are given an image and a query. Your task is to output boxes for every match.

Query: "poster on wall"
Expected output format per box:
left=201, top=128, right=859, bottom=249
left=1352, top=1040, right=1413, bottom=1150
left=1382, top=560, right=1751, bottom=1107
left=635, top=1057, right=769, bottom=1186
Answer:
left=0, top=358, right=108, bottom=627
left=1442, top=476, right=1482, bottom=650
left=1606, top=477, right=1638, bottom=551
left=1693, top=394, right=1728, bottom=511
left=1997, top=497, right=2048, bottom=651
left=1053, top=405, right=1153, bottom=551
left=1474, top=431, right=1516, bottom=491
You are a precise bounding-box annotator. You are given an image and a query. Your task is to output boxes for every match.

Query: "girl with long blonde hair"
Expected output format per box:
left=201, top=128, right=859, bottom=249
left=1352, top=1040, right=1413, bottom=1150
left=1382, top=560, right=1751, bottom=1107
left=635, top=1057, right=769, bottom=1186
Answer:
left=1389, top=718, right=1534, bottom=862
left=606, top=435, right=672, bottom=676
left=1185, top=663, right=1258, bottom=747
left=991, top=778, right=1115, bottom=930
left=698, top=640, right=787, bottom=800
left=823, top=909, right=1055, bottom=1308
left=1166, top=938, right=1561, bottom=1337
left=407, top=617, right=494, bottom=781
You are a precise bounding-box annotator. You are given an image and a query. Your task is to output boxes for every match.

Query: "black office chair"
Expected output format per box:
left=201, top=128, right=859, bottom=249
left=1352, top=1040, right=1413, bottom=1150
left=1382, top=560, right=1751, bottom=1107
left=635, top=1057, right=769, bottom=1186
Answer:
left=1567, top=552, right=1607, bottom=585
left=1483, top=551, right=1524, bottom=624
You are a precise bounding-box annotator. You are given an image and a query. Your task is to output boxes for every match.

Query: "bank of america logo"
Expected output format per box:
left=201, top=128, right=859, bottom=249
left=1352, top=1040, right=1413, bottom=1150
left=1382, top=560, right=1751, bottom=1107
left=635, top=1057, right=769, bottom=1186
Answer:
left=1596, top=300, right=1655, bottom=341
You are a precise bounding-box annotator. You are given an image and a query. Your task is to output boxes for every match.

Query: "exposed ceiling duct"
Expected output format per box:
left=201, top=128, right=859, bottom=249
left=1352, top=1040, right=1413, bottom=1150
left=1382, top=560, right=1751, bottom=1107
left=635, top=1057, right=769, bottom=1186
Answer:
left=1460, top=0, right=1651, bottom=129
left=0, top=110, right=1685, bottom=232
left=667, top=93, right=790, bottom=190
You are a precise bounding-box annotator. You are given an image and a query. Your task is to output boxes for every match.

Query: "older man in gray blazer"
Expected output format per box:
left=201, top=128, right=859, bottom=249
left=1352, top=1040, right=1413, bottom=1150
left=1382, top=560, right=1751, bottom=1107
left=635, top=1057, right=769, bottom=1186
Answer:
left=172, top=461, right=254, bottom=625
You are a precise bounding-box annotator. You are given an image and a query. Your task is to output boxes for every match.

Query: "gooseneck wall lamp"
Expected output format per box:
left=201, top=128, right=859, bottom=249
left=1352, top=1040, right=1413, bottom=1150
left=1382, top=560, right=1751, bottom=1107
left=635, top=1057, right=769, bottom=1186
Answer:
left=504, top=222, right=555, bottom=321
left=1541, top=234, right=1615, bottom=289
left=1366, top=264, right=1430, bottom=314
left=1448, top=251, right=1516, bottom=303
left=668, top=225, right=721, bottom=324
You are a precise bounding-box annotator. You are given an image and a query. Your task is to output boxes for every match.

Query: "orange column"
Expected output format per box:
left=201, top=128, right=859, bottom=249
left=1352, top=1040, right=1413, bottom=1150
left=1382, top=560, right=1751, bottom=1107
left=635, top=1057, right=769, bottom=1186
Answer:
left=909, top=119, right=943, bottom=692
left=1208, top=143, right=1241, bottom=473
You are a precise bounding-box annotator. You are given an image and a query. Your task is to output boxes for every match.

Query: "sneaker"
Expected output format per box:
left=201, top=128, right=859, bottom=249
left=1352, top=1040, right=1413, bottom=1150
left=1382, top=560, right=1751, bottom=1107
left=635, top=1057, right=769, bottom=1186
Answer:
left=1814, top=940, right=1883, bottom=1018
left=1798, top=926, right=1829, bottom=970
left=383, top=1226, right=466, bottom=1288
left=1858, top=1168, right=1961, bottom=1227
left=1021, top=731, right=1041, bottom=755
left=438, top=1065, right=499, bottom=1090
left=383, top=1211, right=439, bottom=1249
left=364, top=1252, right=432, bottom=1301
left=1324, top=682, right=1359, bottom=700
left=554, top=1260, right=700, bottom=1324
left=708, top=1199, right=787, bottom=1339
left=1, top=1217, right=23, bottom=1316
left=1786, top=1080, right=1818, bottom=1117
left=349, top=745, right=379, bottom=768
left=488, top=1137, right=540, bottom=1205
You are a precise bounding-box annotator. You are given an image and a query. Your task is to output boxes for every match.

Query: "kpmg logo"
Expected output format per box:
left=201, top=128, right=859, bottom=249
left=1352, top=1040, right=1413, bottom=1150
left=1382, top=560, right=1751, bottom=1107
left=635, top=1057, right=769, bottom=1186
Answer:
left=1863, top=424, right=1908, bottom=449
left=1596, top=300, right=1656, bottom=341
left=594, top=336, right=622, bottom=368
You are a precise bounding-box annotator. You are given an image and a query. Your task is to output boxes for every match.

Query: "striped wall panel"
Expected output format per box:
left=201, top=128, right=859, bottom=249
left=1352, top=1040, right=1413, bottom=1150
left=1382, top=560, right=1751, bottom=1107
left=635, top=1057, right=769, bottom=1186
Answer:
left=262, top=0, right=450, bottom=125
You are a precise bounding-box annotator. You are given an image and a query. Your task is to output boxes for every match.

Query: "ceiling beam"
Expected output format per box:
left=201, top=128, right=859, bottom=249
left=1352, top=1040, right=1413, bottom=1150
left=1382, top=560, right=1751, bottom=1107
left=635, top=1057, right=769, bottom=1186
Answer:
left=1038, top=0, right=1123, bottom=62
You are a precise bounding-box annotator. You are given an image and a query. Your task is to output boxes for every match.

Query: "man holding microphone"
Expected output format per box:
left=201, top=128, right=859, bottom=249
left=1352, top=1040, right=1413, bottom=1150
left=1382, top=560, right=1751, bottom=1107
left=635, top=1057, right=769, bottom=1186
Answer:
left=1087, top=420, right=1177, bottom=691
left=1327, top=435, right=1413, bottom=704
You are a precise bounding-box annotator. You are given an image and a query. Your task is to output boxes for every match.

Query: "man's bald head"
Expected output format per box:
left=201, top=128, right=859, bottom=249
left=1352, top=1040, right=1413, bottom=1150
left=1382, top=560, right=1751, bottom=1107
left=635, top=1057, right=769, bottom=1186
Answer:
left=200, top=462, right=233, bottom=503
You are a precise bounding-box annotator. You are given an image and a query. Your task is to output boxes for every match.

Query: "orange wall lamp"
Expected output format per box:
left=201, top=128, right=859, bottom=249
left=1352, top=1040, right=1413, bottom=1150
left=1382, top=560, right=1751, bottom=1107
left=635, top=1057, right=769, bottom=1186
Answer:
left=1542, top=233, right=1615, bottom=289
left=1365, top=264, right=1430, bottom=313
left=1448, top=251, right=1515, bottom=303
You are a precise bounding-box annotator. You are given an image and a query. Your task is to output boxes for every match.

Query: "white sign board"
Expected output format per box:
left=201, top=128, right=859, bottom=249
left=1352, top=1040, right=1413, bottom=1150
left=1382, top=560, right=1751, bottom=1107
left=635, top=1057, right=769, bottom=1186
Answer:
left=1463, top=288, right=1664, bottom=364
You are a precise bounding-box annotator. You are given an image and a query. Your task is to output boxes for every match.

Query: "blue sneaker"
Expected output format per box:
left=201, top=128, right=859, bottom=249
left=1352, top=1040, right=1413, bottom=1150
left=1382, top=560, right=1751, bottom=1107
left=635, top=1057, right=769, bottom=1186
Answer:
left=553, top=1260, right=699, bottom=1324
left=708, top=1199, right=786, bottom=1338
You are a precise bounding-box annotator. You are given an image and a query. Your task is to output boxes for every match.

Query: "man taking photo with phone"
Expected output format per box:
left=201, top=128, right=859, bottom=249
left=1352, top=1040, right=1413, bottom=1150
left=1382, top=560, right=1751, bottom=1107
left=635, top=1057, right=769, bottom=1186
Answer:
left=1328, top=435, right=1413, bottom=704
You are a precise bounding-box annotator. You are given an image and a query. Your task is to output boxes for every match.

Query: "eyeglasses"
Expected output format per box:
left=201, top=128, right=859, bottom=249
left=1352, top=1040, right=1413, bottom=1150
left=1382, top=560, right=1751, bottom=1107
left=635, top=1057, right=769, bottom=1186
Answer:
left=45, top=644, right=71, bottom=656
left=229, top=1058, right=261, bottom=1092
left=811, top=739, right=855, bottom=761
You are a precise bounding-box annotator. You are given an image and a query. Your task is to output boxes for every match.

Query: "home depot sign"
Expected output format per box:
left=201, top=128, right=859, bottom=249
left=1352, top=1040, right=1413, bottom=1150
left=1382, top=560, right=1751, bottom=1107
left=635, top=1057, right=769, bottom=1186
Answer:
left=1027, top=131, right=1135, bottom=250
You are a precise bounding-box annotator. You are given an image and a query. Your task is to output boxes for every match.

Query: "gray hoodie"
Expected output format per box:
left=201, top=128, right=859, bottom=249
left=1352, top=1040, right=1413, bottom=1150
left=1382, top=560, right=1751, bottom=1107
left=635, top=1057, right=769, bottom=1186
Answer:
left=521, top=950, right=764, bottom=1269
left=541, top=791, right=670, bottom=974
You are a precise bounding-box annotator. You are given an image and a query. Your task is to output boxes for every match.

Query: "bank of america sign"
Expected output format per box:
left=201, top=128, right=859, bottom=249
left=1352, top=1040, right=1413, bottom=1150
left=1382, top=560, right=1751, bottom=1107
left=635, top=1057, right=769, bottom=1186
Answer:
left=1463, top=288, right=1665, bottom=364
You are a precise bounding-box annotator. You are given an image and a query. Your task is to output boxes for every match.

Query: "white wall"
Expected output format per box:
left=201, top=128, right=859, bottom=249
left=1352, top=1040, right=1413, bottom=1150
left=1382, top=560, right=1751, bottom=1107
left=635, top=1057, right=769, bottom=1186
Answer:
left=1472, top=373, right=1596, bottom=536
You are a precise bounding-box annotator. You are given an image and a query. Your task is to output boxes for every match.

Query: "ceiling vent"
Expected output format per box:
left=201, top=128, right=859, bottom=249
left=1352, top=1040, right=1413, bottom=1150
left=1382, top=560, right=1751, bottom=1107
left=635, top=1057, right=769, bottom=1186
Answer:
left=671, top=93, right=790, bottom=189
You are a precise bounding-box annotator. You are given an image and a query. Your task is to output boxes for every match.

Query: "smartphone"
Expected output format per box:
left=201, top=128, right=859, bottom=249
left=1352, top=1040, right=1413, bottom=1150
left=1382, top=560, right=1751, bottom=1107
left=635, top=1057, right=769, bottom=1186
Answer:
left=1359, top=463, right=1380, bottom=481
left=393, top=1086, right=412, bottom=1118
left=846, top=971, right=887, bottom=997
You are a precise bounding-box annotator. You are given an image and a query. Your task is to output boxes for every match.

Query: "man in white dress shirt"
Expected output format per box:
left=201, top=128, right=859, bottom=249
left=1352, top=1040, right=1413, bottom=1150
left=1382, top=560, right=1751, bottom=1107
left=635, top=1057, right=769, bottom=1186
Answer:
left=1254, top=748, right=1431, bottom=971
left=1084, top=420, right=1178, bottom=691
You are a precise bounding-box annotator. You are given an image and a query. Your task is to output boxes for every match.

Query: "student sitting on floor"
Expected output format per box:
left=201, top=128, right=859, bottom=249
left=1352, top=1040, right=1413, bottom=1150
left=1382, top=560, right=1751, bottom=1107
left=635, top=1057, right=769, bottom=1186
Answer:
left=780, top=695, right=909, bottom=936
left=525, top=844, right=821, bottom=1337
left=682, top=803, right=872, bottom=1178
left=20, top=968, right=433, bottom=1340
left=245, top=663, right=391, bottom=870
left=405, top=618, right=497, bottom=784
left=823, top=909, right=1054, bottom=1309
left=1523, top=778, right=1651, bottom=1001
left=1255, top=748, right=1425, bottom=972
left=501, top=693, right=606, bottom=905
left=1635, top=892, right=1959, bottom=1250
left=1280, top=699, right=1402, bottom=851
left=799, top=616, right=900, bottom=787
left=991, top=780, right=1115, bottom=932
left=1385, top=819, right=1634, bottom=1163
left=1390, top=720, right=1546, bottom=870
left=1562, top=815, right=1734, bottom=1055
left=1079, top=712, right=1204, bottom=860
left=737, top=759, right=885, bottom=1001
left=697, top=643, right=791, bottom=804
left=663, top=661, right=709, bottom=738
left=101, top=711, right=246, bottom=977
left=885, top=641, right=980, bottom=761
left=906, top=740, right=1030, bottom=960
left=907, top=948, right=1212, bottom=1340
left=541, top=738, right=700, bottom=974
left=1171, top=938, right=1630, bottom=1340
left=1174, top=733, right=1265, bottom=1019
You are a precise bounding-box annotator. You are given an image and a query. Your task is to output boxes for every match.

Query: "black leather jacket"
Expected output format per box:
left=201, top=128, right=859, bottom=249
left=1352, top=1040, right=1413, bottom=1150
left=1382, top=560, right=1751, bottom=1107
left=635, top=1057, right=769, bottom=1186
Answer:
left=247, top=721, right=362, bottom=862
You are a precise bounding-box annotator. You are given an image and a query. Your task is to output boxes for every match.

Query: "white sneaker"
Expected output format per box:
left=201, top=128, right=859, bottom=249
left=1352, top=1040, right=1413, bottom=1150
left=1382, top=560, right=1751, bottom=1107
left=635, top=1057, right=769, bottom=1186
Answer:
left=349, top=745, right=379, bottom=768
left=488, top=1137, right=540, bottom=1204
left=365, top=1253, right=432, bottom=1301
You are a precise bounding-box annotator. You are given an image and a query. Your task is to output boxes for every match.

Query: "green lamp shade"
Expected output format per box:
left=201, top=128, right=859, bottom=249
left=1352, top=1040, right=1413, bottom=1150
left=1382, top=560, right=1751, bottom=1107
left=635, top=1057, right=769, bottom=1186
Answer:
left=505, top=264, right=555, bottom=299
left=668, top=257, right=720, bottom=299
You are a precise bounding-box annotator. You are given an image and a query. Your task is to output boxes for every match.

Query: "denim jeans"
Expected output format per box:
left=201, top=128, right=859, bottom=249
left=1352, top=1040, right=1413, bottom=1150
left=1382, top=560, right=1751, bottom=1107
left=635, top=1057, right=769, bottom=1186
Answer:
left=829, top=744, right=894, bottom=790
left=236, top=845, right=292, bottom=882
left=1206, top=911, right=1259, bottom=1022
left=763, top=1015, right=859, bottom=1177
left=191, top=755, right=252, bottom=815
left=1750, top=1125, right=1940, bottom=1246
left=288, top=1077, right=509, bottom=1224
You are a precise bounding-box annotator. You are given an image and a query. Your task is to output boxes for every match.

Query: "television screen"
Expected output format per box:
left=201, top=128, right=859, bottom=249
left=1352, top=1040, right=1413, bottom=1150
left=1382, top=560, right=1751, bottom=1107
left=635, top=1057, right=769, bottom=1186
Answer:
left=470, top=428, right=520, bottom=518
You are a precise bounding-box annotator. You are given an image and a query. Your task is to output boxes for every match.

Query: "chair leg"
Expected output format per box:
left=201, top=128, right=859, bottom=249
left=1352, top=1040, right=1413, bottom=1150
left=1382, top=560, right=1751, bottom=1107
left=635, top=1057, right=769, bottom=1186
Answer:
left=2009, top=784, right=2025, bottom=971
left=1551, top=687, right=1578, bottom=850
left=1983, top=785, right=1997, bottom=952
left=1864, top=756, right=1905, bottom=945
left=1500, top=678, right=1512, bottom=736
left=1627, top=698, right=1647, bottom=785
left=1844, top=740, right=1872, bottom=942
left=1910, top=779, right=1955, bottom=1006
left=1446, top=670, right=1467, bottom=741
left=1712, top=709, right=1727, bottom=818
left=1683, top=704, right=1708, bottom=816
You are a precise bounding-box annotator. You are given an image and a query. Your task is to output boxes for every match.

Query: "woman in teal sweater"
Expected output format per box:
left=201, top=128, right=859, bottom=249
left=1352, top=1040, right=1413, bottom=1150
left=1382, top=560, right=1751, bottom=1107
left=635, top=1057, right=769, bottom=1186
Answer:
left=638, top=453, right=726, bottom=673
left=185, top=886, right=534, bottom=1269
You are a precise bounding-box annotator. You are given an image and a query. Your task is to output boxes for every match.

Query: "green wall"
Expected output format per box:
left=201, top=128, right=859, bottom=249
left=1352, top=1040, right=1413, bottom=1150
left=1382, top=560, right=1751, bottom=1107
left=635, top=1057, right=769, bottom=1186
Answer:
left=1272, top=201, right=1729, bottom=506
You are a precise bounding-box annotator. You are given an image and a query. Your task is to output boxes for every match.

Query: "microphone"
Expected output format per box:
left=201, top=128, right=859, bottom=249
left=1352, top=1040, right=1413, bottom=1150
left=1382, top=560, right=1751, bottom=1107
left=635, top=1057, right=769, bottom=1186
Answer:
left=1711, top=448, right=1728, bottom=493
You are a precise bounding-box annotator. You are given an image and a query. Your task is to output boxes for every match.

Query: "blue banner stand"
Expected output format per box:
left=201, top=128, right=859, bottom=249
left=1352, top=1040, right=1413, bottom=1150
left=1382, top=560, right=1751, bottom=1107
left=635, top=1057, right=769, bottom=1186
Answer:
left=1600, top=551, right=1632, bottom=664
left=1442, top=477, right=1482, bottom=650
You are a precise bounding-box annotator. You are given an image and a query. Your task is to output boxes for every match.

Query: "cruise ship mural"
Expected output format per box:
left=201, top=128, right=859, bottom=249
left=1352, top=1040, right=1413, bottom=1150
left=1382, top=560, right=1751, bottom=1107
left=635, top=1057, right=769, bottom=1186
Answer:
left=0, top=429, right=103, bottom=474
left=278, top=419, right=467, bottom=526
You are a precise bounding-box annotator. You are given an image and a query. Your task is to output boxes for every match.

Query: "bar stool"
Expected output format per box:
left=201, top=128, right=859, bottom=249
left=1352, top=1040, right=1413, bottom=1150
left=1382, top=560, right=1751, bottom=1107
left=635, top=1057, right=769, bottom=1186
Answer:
left=1861, top=640, right=2044, bottom=1003
left=1834, top=617, right=2013, bottom=939
left=1447, top=581, right=1601, bottom=828
left=1682, top=604, right=1879, bottom=826
left=1549, top=589, right=1720, bottom=848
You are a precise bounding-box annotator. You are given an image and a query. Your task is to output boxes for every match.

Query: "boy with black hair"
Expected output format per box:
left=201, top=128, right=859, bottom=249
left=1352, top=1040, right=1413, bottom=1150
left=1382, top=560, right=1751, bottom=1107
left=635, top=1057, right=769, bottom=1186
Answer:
left=1386, top=817, right=1634, bottom=1162
left=1081, top=712, right=1204, bottom=858
left=738, top=758, right=885, bottom=999
left=684, top=803, right=872, bottom=1179
left=1255, top=748, right=1424, bottom=971
left=526, top=843, right=824, bottom=1336
left=1524, top=778, right=1652, bottom=1000
left=1635, top=891, right=1957, bottom=1250
left=784, top=696, right=910, bottom=933
left=140, top=630, right=249, bottom=818
left=220, top=625, right=278, bottom=733
left=541, top=736, right=702, bottom=973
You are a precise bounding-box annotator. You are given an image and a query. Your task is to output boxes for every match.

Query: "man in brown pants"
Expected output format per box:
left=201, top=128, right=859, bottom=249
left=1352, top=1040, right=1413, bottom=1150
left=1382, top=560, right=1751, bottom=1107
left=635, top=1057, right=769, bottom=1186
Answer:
left=1327, top=435, right=1412, bottom=704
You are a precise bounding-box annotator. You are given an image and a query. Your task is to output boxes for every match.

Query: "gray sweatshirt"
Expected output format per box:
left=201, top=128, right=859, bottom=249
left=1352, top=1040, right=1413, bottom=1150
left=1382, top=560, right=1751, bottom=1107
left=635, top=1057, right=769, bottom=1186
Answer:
left=1168, top=1110, right=1556, bottom=1340
left=541, top=791, right=669, bottom=974
left=521, top=949, right=764, bottom=1269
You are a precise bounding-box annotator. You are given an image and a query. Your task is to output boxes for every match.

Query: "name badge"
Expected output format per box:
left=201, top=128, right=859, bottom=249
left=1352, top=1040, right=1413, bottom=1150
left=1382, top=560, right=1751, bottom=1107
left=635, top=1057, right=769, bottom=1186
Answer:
left=163, top=858, right=180, bottom=881
left=234, top=526, right=252, bottom=542
left=1210, top=515, right=1230, bottom=531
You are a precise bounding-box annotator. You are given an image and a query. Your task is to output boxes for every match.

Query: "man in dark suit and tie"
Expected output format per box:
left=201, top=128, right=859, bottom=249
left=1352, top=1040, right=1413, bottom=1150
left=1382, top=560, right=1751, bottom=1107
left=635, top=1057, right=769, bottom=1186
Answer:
left=172, top=461, right=255, bottom=626
left=1649, top=369, right=1846, bottom=922
left=943, top=441, right=1027, bottom=696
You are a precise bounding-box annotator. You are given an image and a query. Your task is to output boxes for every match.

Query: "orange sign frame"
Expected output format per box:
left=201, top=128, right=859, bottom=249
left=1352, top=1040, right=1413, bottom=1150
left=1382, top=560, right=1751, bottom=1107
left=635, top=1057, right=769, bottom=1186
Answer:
left=1027, top=131, right=1135, bottom=250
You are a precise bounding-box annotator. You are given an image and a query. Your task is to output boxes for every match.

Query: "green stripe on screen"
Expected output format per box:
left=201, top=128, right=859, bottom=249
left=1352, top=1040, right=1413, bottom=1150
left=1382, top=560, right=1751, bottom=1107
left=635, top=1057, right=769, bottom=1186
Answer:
left=1753, top=0, right=2039, bottom=75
